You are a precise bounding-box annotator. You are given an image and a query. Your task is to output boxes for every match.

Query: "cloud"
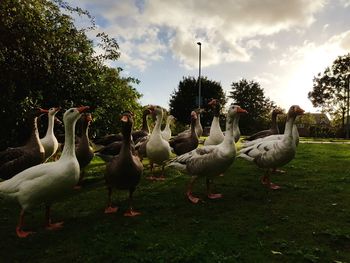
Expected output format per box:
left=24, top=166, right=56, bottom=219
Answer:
left=68, top=0, right=327, bottom=71
left=143, top=0, right=327, bottom=68
left=340, top=0, right=350, bottom=7
left=260, top=29, right=350, bottom=111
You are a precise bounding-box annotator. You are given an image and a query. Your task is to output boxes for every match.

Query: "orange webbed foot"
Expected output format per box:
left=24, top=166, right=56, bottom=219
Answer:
left=46, top=222, right=64, bottom=231
left=16, top=227, right=35, bottom=238
left=187, top=192, right=200, bottom=204
left=104, top=206, right=118, bottom=214
left=269, top=183, right=281, bottom=190
left=124, top=210, right=141, bottom=217
left=207, top=193, right=223, bottom=199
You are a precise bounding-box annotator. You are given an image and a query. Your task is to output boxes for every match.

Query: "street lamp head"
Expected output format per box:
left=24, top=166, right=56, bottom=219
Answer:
left=197, top=42, right=201, bottom=46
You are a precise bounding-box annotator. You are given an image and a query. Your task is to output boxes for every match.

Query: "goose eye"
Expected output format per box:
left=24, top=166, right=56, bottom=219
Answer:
left=70, top=109, right=74, bottom=113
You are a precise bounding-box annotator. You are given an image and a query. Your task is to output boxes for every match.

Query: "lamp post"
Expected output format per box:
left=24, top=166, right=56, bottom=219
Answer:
left=197, top=42, right=202, bottom=108
left=346, top=69, right=350, bottom=139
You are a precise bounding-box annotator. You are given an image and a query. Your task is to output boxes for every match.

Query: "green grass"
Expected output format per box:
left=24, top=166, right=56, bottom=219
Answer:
left=1, top=143, right=350, bottom=262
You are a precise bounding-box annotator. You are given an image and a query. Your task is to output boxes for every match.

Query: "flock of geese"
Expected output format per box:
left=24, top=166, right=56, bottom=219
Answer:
left=0, top=99, right=304, bottom=238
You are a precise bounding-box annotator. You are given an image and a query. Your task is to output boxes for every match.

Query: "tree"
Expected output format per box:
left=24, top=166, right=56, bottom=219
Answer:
left=228, top=79, right=275, bottom=135
left=0, top=0, right=142, bottom=149
left=308, top=53, right=350, bottom=136
left=169, top=76, right=226, bottom=130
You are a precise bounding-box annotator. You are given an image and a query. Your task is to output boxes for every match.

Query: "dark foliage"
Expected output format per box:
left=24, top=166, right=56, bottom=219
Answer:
left=169, top=76, right=226, bottom=129
left=308, top=53, right=350, bottom=137
left=0, top=0, right=142, bottom=149
left=228, top=79, right=275, bottom=135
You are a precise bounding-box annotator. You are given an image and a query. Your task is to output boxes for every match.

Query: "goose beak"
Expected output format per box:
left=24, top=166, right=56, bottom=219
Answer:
left=208, top=99, right=217, bottom=106
left=39, top=108, right=49, bottom=113
left=296, top=107, right=305, bottom=115
left=121, top=115, right=129, bottom=122
left=54, top=116, right=62, bottom=125
left=237, top=107, right=248, bottom=114
left=191, top=111, right=197, bottom=120
left=77, top=106, right=89, bottom=113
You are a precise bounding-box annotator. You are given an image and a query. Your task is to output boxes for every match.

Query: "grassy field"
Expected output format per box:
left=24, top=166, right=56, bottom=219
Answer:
left=1, top=142, right=350, bottom=262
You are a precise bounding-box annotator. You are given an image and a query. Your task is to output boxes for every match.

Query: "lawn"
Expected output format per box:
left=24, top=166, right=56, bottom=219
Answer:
left=1, top=142, right=350, bottom=262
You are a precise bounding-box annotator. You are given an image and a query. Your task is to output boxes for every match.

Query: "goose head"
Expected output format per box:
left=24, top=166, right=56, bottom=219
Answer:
left=272, top=107, right=284, bottom=117
left=168, top=115, right=176, bottom=123
left=227, top=105, right=248, bottom=121
left=190, top=111, right=198, bottom=121
left=143, top=107, right=152, bottom=117
left=208, top=98, right=221, bottom=117
left=287, top=105, right=304, bottom=120
left=63, top=106, right=90, bottom=124
left=83, top=112, right=93, bottom=126
left=151, top=105, right=163, bottom=122
left=48, top=107, right=61, bottom=117
left=120, top=111, right=134, bottom=137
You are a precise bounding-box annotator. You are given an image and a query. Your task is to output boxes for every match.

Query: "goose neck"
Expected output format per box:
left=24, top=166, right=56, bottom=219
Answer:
left=142, top=113, right=149, bottom=132
left=45, top=114, right=55, bottom=137
left=283, top=115, right=296, bottom=138
left=223, top=115, right=235, bottom=145
left=61, top=119, right=78, bottom=160
left=154, top=113, right=163, bottom=132
left=27, top=116, right=41, bottom=147
left=271, top=112, right=278, bottom=129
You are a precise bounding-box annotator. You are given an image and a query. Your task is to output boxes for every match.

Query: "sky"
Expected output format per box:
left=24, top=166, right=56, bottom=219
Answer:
left=67, top=0, right=350, bottom=112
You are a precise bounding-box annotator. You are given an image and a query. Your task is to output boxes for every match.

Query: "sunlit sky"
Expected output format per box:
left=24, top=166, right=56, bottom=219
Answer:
left=68, top=0, right=350, bottom=112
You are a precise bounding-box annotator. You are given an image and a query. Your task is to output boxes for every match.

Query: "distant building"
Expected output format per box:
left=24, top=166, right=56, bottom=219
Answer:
left=296, top=113, right=331, bottom=137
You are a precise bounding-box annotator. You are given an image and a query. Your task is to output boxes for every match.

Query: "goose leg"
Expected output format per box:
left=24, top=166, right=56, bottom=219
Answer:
left=261, top=170, right=281, bottom=190
left=187, top=176, right=200, bottom=204
left=146, top=161, right=156, bottom=180
left=74, top=171, right=84, bottom=190
left=16, top=209, right=34, bottom=238
left=157, top=164, right=166, bottom=180
left=124, top=189, right=141, bottom=217
left=45, top=205, right=64, bottom=230
left=105, top=187, right=118, bottom=213
left=206, top=178, right=223, bottom=199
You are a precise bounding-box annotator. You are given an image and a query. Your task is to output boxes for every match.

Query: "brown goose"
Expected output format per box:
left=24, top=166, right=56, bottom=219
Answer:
left=93, top=107, right=152, bottom=146
left=178, top=108, right=203, bottom=138
left=95, top=140, right=136, bottom=162
left=245, top=108, right=284, bottom=141
left=169, top=111, right=198, bottom=155
left=75, top=113, right=94, bottom=188
left=0, top=109, right=46, bottom=180
left=105, top=111, right=143, bottom=216
left=132, top=107, right=153, bottom=143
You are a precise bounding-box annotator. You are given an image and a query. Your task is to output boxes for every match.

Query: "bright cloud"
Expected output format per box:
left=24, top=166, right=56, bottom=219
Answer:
left=69, top=0, right=327, bottom=71
left=259, top=30, right=350, bottom=112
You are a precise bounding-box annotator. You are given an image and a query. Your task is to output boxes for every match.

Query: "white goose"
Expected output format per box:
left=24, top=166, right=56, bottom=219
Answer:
left=204, top=99, right=224, bottom=146
left=167, top=105, right=246, bottom=204
left=238, top=105, right=304, bottom=189
left=40, top=107, right=60, bottom=162
left=0, top=106, right=89, bottom=238
left=161, top=115, right=175, bottom=141
left=241, top=124, right=299, bottom=148
left=146, top=105, right=171, bottom=180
